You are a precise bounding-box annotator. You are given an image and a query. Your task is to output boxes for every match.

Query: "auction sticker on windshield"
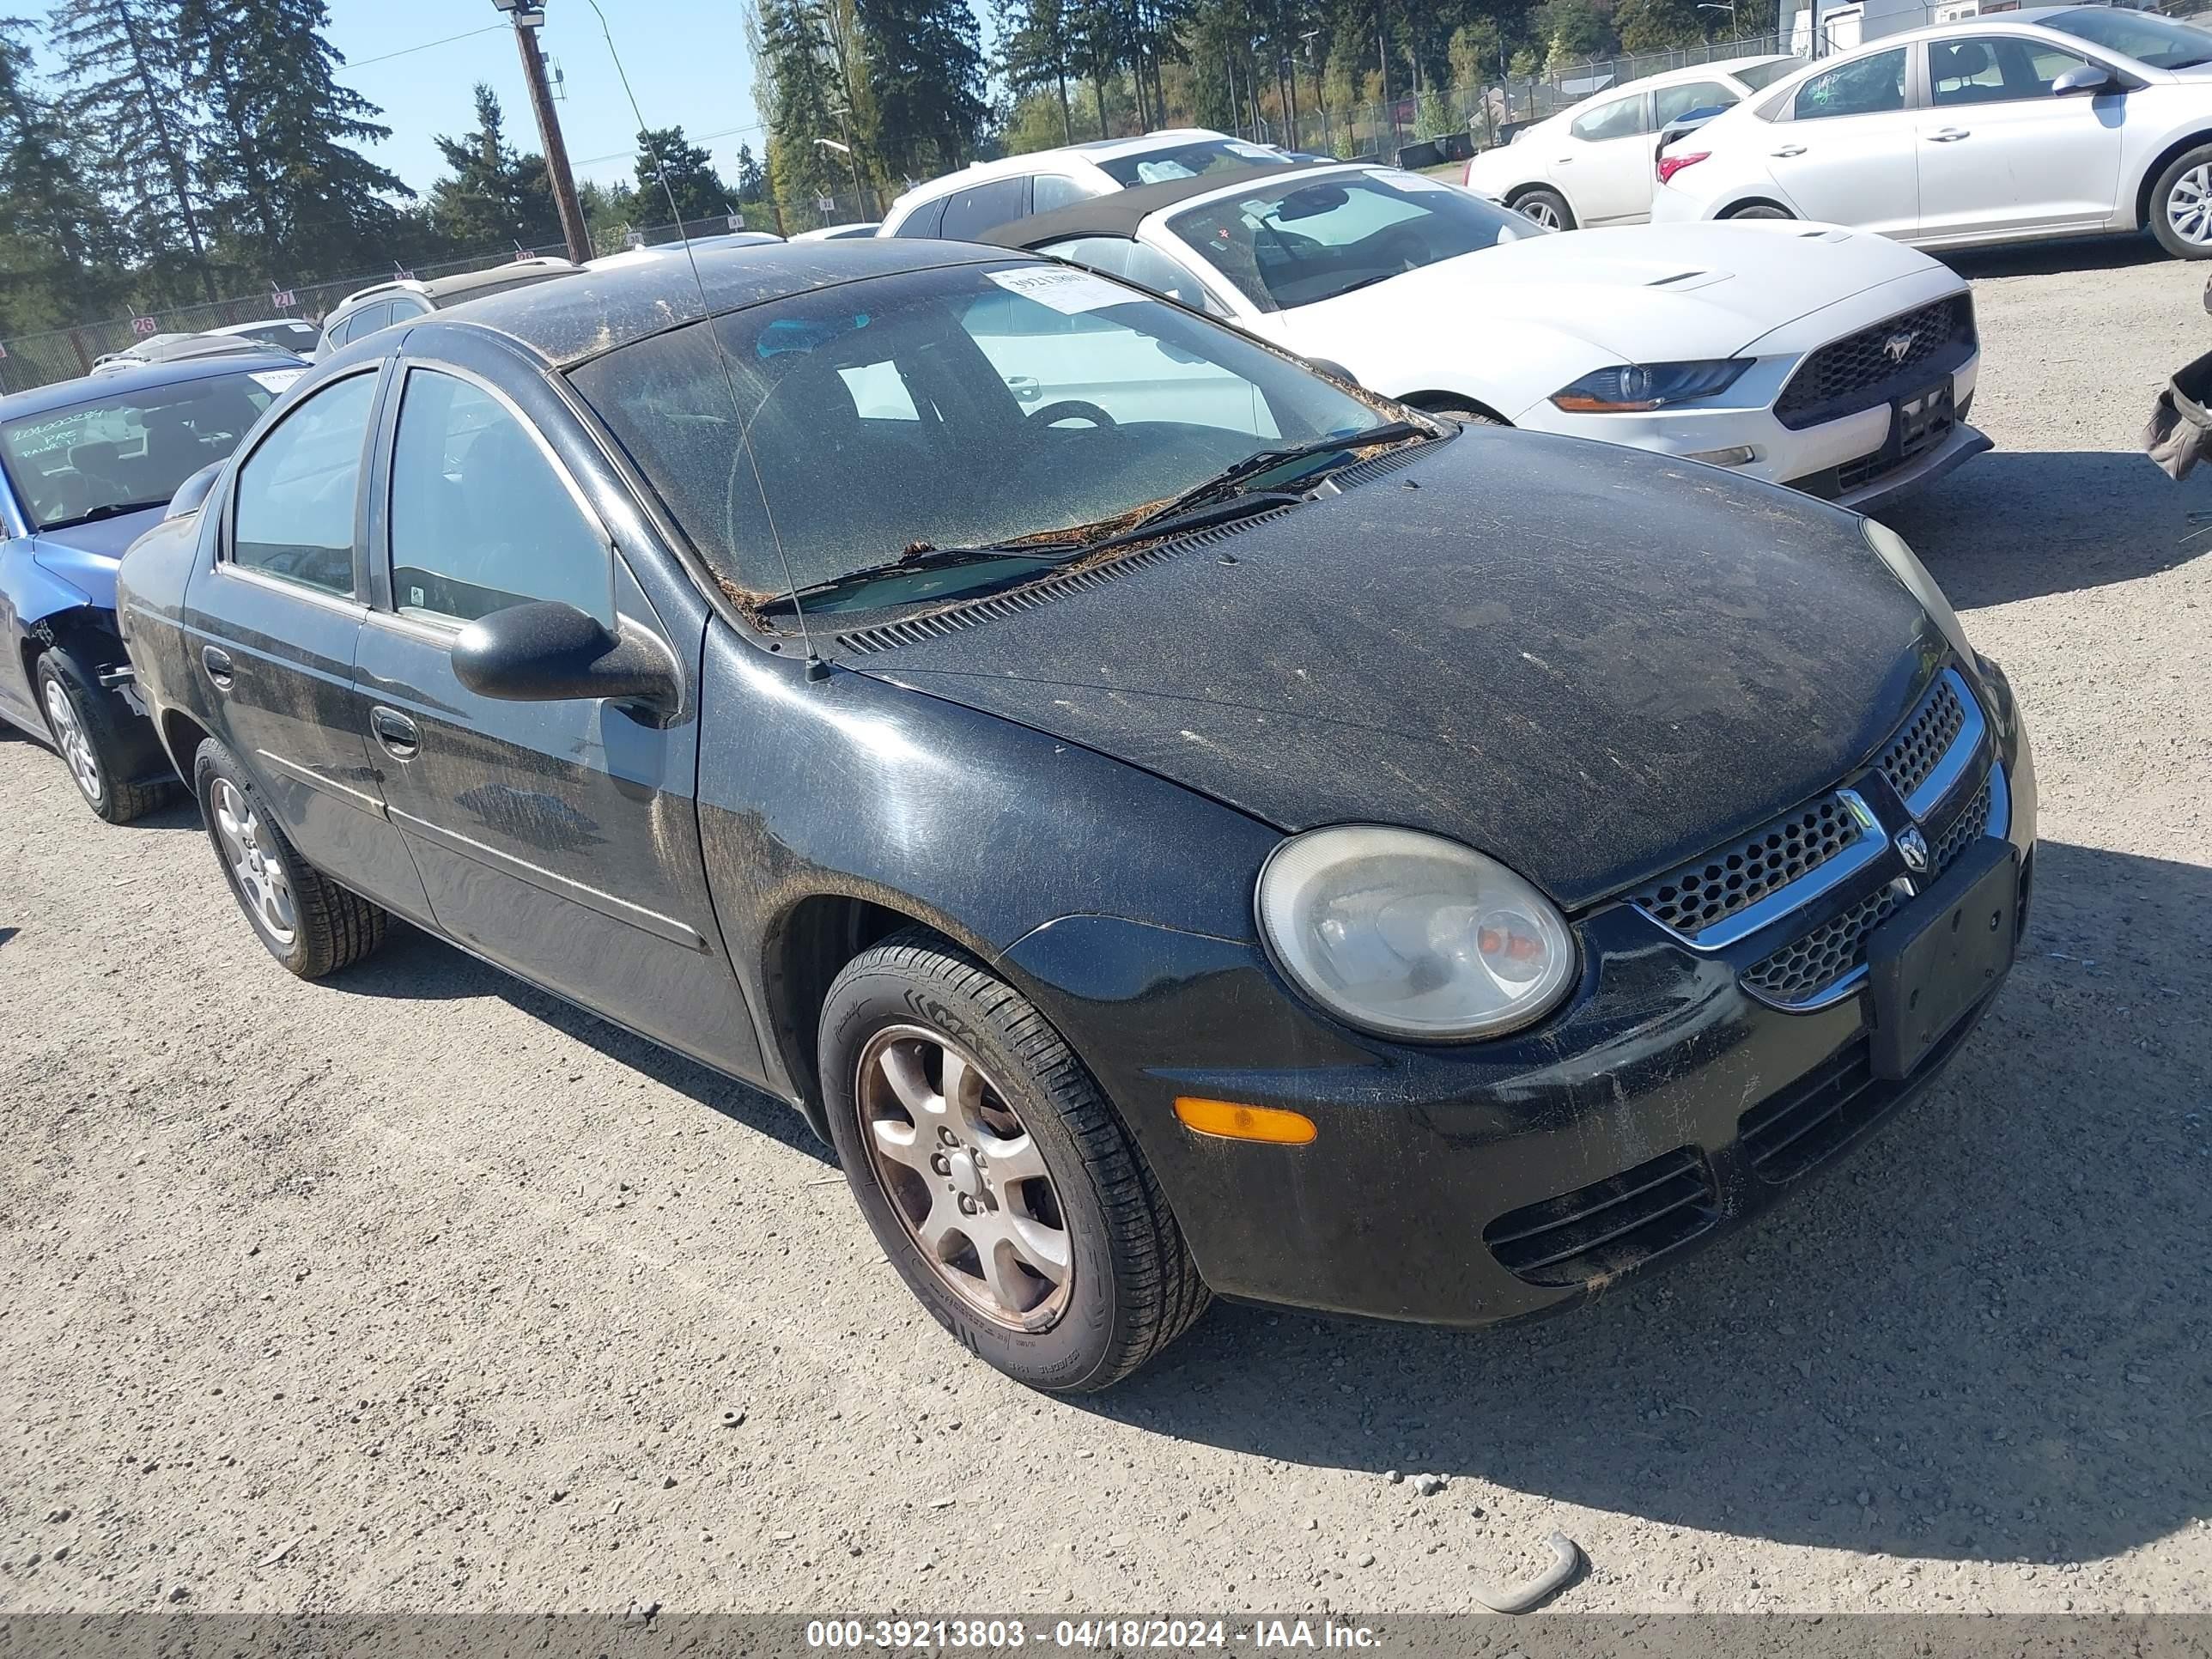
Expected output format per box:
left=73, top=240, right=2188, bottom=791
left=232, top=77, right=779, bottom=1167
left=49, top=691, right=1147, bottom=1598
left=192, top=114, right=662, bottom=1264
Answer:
left=249, top=369, right=307, bottom=394
left=985, top=266, right=1133, bottom=314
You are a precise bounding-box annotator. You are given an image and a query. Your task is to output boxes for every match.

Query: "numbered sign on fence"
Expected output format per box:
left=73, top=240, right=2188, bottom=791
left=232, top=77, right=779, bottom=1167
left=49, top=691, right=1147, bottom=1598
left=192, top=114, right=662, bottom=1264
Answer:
left=813, top=194, right=835, bottom=216
left=726, top=211, right=745, bottom=231
left=270, top=289, right=296, bottom=309
left=131, top=316, right=158, bottom=337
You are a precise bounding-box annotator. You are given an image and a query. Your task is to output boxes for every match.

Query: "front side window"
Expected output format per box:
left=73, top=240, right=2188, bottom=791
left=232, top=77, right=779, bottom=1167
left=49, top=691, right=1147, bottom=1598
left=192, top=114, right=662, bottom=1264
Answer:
left=229, top=371, right=378, bottom=597
left=1570, top=94, right=1649, bottom=142
left=569, top=263, right=1401, bottom=615
left=386, top=370, right=611, bottom=626
left=1929, top=35, right=2091, bottom=102
left=1038, top=236, right=1229, bottom=314
left=1031, top=173, right=1094, bottom=211
left=1792, top=49, right=1908, bottom=119
left=0, top=370, right=283, bottom=531
left=1166, top=169, right=1547, bottom=313
left=1656, top=81, right=1736, bottom=125
left=938, top=178, right=1030, bottom=240
left=2041, top=8, right=2211, bottom=69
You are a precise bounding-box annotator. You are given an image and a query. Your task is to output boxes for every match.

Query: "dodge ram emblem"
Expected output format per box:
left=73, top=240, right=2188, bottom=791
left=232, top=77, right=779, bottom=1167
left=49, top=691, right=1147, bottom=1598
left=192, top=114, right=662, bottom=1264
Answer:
left=1882, top=331, right=1917, bottom=365
left=1898, top=826, right=1930, bottom=873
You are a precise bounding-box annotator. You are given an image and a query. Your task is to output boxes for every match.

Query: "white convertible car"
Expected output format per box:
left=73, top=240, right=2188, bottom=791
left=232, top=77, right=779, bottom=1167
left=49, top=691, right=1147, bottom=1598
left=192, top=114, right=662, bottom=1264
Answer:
left=979, top=160, right=1989, bottom=513
left=1650, top=7, right=2212, bottom=259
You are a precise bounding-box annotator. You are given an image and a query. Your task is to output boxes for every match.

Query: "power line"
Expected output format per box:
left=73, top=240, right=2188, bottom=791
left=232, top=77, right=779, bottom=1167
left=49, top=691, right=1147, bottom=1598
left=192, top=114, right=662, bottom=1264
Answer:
left=334, top=24, right=505, bottom=75
left=574, top=120, right=768, bottom=167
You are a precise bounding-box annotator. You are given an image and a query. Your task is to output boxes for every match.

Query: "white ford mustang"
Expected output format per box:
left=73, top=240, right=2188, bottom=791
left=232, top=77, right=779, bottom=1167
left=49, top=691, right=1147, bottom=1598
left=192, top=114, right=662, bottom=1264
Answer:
left=980, top=161, right=1990, bottom=514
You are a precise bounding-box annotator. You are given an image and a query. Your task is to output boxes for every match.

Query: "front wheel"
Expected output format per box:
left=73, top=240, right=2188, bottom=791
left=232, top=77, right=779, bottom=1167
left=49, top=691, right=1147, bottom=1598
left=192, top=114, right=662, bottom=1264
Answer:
left=36, top=647, right=170, bottom=823
left=1514, top=186, right=1575, bottom=231
left=818, top=927, right=1208, bottom=1392
left=2151, top=144, right=2212, bottom=259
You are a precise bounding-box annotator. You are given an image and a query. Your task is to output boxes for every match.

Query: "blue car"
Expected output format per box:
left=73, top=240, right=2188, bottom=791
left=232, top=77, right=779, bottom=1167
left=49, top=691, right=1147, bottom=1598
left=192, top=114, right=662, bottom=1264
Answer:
left=0, top=352, right=305, bottom=820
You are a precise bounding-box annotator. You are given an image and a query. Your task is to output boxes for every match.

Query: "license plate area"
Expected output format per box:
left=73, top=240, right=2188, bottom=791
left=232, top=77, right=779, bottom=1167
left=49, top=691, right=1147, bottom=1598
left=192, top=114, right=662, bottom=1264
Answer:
left=1865, top=836, right=2018, bottom=1081
left=1895, top=379, right=1954, bottom=459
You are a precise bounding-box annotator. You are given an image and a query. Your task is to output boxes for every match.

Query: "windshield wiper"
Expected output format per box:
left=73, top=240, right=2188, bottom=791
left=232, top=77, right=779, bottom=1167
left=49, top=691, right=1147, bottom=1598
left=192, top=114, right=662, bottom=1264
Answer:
left=1127, top=420, right=1428, bottom=527
left=40, top=499, right=171, bottom=531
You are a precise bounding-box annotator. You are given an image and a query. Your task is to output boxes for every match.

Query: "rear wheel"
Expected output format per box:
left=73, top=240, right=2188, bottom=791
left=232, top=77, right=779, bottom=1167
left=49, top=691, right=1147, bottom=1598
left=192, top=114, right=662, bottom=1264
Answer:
left=2151, top=144, right=2212, bottom=259
left=192, top=738, right=386, bottom=978
left=1513, top=186, right=1575, bottom=231
left=819, top=927, right=1208, bottom=1392
left=35, top=647, right=169, bottom=824
left=1725, top=203, right=1793, bottom=221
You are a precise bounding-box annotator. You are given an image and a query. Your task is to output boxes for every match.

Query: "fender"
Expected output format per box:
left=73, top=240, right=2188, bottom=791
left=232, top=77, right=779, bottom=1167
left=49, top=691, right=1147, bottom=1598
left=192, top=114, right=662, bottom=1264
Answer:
left=1, top=540, right=97, bottom=629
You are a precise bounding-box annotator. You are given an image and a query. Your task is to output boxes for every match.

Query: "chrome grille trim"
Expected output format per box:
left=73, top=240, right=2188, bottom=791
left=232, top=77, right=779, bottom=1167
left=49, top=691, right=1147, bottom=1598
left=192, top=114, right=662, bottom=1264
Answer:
left=1631, top=790, right=1882, bottom=951
left=1887, top=668, right=1987, bottom=820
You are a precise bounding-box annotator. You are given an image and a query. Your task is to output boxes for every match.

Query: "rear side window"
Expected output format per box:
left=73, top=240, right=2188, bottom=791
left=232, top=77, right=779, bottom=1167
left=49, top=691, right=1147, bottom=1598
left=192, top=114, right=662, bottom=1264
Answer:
left=1791, top=48, right=1907, bottom=119
left=1570, top=94, right=1649, bottom=142
left=229, top=372, right=378, bottom=597
left=939, top=177, right=1030, bottom=240
left=386, top=369, right=611, bottom=627
left=1041, top=236, right=1229, bottom=315
left=890, top=194, right=949, bottom=239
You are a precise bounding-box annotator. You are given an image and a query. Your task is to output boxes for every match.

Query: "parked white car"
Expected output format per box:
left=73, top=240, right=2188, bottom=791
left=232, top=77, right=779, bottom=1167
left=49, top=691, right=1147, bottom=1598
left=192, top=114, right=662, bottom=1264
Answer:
left=981, top=161, right=1989, bottom=512
left=1465, top=55, right=1805, bottom=228
left=1651, top=7, right=2212, bottom=258
left=878, top=129, right=1289, bottom=241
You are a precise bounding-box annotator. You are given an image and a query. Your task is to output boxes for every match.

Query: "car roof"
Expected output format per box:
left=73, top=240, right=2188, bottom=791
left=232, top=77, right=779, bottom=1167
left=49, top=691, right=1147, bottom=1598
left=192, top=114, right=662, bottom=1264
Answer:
left=0, top=349, right=304, bottom=422
left=421, top=258, right=580, bottom=301
left=885, top=129, right=1243, bottom=214
left=973, top=159, right=1339, bottom=248
left=428, top=239, right=1018, bottom=370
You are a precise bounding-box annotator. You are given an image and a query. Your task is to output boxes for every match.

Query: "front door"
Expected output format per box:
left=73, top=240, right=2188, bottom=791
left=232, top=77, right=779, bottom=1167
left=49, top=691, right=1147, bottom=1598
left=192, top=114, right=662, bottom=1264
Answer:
left=190, top=366, right=429, bottom=916
left=1913, top=36, right=2126, bottom=239
left=1766, top=47, right=1921, bottom=240
left=1555, top=91, right=1656, bottom=225
left=349, top=356, right=752, bottom=1073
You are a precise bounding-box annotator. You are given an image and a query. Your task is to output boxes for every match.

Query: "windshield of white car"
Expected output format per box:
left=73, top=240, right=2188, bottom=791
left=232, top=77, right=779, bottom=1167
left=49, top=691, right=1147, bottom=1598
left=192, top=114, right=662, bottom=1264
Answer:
left=569, top=262, right=1407, bottom=615
left=2044, top=7, right=2212, bottom=67
left=1731, top=56, right=1808, bottom=89
left=1096, top=137, right=1288, bottom=186
left=0, top=370, right=283, bottom=532
left=1165, top=170, right=1549, bottom=314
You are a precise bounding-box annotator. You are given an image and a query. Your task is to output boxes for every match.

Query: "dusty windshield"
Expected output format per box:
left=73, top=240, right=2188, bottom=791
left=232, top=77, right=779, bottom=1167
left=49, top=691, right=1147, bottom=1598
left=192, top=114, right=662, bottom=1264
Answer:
left=570, top=261, right=1405, bottom=615
left=1167, top=169, right=1549, bottom=313
left=0, top=368, right=289, bottom=531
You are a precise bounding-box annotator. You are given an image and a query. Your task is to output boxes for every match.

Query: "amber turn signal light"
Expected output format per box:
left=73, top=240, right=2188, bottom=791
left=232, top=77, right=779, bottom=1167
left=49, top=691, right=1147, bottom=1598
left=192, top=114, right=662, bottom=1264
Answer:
left=1173, top=1097, right=1316, bottom=1146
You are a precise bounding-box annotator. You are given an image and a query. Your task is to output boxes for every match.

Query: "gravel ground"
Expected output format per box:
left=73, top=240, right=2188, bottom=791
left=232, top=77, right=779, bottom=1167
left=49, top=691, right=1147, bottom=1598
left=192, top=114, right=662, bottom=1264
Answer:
left=2, top=237, right=2208, bottom=1620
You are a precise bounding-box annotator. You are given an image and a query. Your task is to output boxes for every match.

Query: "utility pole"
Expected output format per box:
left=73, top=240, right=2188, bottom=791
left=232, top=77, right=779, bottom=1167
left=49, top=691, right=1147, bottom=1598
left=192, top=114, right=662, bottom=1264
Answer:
left=492, top=0, right=592, bottom=264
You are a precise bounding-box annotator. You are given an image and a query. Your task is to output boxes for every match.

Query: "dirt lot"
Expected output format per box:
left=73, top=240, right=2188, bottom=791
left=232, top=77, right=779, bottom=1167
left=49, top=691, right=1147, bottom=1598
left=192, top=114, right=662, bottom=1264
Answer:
left=2, top=238, right=2208, bottom=1620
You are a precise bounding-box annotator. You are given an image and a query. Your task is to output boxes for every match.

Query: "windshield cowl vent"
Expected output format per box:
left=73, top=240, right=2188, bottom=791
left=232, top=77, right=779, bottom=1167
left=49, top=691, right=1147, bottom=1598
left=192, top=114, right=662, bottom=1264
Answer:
left=1316, top=444, right=1425, bottom=494
left=832, top=505, right=1293, bottom=657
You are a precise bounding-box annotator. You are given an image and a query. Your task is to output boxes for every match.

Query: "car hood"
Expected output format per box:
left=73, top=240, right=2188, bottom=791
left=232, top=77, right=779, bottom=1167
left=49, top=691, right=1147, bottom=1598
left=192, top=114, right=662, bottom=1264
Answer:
left=842, top=428, right=1942, bottom=909
left=1275, top=221, right=1942, bottom=364
left=26, top=507, right=164, bottom=611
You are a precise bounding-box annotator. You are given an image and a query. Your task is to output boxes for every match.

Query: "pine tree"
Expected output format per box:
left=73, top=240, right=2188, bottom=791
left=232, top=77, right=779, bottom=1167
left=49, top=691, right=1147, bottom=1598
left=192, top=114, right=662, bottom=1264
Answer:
left=0, top=18, right=124, bottom=331
left=634, top=126, right=731, bottom=226
left=852, top=0, right=987, bottom=176
left=47, top=0, right=216, bottom=302
left=429, top=85, right=562, bottom=252
left=749, top=0, right=846, bottom=224
left=175, top=0, right=413, bottom=282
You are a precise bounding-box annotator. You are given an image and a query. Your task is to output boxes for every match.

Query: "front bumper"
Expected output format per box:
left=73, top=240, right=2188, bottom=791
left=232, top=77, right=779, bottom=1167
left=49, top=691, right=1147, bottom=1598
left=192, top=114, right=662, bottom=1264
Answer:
left=1000, top=659, right=2037, bottom=1329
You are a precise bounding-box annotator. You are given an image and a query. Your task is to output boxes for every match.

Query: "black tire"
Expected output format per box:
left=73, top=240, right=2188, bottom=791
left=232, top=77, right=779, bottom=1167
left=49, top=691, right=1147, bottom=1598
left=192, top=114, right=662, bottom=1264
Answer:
left=34, top=647, right=171, bottom=824
left=191, top=737, right=386, bottom=979
left=1513, top=186, right=1576, bottom=231
left=819, top=927, right=1208, bottom=1392
left=2148, top=143, right=2212, bottom=260
left=1724, top=203, right=1793, bottom=221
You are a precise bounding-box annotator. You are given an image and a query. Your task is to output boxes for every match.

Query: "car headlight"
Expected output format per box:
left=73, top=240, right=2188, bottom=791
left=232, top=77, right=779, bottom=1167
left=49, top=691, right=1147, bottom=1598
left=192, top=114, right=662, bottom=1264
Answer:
left=1550, top=359, right=1753, bottom=413
left=1863, top=518, right=1977, bottom=665
left=1256, top=826, right=1577, bottom=1042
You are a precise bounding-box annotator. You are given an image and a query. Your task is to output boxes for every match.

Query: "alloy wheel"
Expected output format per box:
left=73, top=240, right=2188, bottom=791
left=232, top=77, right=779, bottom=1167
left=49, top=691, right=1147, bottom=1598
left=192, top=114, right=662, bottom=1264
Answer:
left=854, top=1024, right=1073, bottom=1331
left=1519, top=199, right=1562, bottom=229
left=2169, top=164, right=2212, bottom=247
left=210, top=776, right=297, bottom=946
left=42, top=678, right=103, bottom=805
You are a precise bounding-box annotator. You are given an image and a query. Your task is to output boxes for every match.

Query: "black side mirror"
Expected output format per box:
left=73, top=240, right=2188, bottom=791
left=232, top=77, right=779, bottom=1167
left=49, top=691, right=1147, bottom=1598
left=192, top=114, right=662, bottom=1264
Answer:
left=164, top=462, right=225, bottom=521
left=452, top=599, right=681, bottom=710
left=2051, top=64, right=2122, bottom=97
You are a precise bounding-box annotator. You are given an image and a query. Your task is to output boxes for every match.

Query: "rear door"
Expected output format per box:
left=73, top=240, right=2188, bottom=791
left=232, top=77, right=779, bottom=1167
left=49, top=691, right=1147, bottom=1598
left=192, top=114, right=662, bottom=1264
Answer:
left=187, top=363, right=431, bottom=915
left=1553, top=91, right=1656, bottom=224
left=348, top=337, right=754, bottom=1075
left=1913, top=33, right=2126, bottom=238
left=1764, top=46, right=1921, bottom=237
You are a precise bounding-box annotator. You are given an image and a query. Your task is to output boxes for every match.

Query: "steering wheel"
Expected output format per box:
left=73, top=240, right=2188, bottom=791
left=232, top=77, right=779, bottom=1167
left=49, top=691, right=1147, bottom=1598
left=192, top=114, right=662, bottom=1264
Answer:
left=1379, top=230, right=1430, bottom=273
left=1028, top=399, right=1118, bottom=430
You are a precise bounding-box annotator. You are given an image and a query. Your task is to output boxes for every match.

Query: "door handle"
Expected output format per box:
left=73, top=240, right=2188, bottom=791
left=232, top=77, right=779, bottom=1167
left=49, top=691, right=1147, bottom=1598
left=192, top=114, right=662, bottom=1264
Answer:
left=1004, top=374, right=1040, bottom=404
left=368, top=705, right=420, bottom=761
left=1925, top=127, right=1971, bottom=142
left=1771, top=143, right=1808, bottom=157
left=200, top=645, right=234, bottom=690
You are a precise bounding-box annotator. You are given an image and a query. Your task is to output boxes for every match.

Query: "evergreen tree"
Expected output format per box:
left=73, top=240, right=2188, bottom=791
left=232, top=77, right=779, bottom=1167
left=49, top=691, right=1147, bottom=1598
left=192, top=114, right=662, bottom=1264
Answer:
left=733, top=143, right=768, bottom=204
left=176, top=0, right=413, bottom=282
left=749, top=0, right=846, bottom=223
left=429, top=85, right=562, bottom=252
left=634, top=126, right=732, bottom=224
left=0, top=19, right=123, bottom=332
left=46, top=0, right=216, bottom=302
left=1613, top=0, right=1705, bottom=51
left=852, top=0, right=987, bottom=176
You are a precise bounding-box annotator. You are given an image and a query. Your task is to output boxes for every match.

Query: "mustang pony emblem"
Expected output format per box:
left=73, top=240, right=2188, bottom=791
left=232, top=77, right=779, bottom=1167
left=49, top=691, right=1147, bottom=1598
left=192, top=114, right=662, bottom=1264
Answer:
left=1882, top=331, right=1918, bottom=365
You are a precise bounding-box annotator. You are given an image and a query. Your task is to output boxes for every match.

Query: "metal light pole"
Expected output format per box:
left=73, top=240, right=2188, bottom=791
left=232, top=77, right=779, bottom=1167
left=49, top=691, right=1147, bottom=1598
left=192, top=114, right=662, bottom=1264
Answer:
left=491, top=0, right=593, bottom=264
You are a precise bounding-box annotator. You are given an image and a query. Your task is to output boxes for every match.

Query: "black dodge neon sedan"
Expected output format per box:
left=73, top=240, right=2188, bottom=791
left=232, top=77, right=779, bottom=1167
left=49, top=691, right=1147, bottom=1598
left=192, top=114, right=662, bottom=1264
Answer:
left=116, top=242, right=2036, bottom=1391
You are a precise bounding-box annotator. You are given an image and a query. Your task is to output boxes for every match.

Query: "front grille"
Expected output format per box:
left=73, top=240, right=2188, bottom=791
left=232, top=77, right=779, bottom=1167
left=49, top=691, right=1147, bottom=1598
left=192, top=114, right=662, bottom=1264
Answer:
left=1632, top=794, right=1862, bottom=939
left=1741, top=884, right=1902, bottom=1006
left=1933, top=775, right=1994, bottom=870
left=1876, top=675, right=1967, bottom=806
left=1774, top=295, right=1975, bottom=429
left=1484, top=1146, right=1718, bottom=1287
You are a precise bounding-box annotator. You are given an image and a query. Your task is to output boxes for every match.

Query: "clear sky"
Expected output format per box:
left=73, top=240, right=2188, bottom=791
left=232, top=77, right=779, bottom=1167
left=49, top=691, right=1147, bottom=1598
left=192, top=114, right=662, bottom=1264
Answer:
left=324, top=0, right=768, bottom=198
